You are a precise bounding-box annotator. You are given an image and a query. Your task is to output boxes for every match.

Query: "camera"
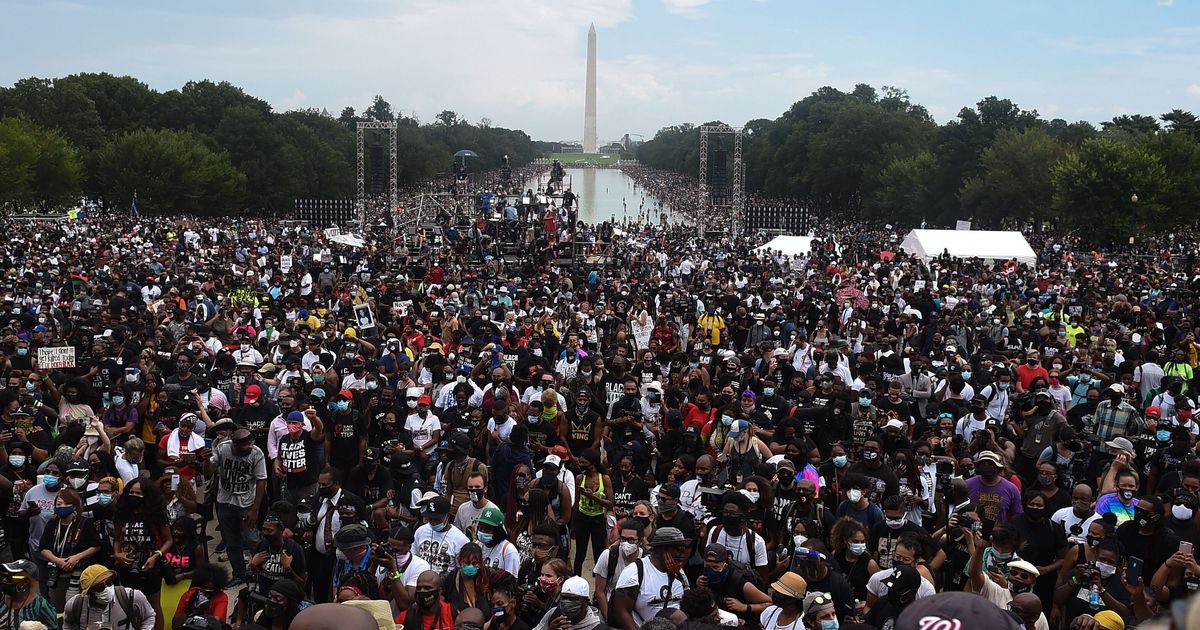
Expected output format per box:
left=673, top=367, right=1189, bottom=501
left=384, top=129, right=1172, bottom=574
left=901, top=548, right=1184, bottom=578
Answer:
left=697, top=485, right=730, bottom=512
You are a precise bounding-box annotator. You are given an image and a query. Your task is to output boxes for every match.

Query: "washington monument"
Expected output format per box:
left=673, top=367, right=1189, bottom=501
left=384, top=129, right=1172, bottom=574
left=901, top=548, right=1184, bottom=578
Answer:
left=583, top=23, right=597, bottom=153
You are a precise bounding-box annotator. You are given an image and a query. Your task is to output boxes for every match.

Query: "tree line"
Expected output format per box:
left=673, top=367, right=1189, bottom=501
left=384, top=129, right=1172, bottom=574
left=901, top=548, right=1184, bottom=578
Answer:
left=0, top=74, right=550, bottom=214
left=635, top=84, right=1200, bottom=242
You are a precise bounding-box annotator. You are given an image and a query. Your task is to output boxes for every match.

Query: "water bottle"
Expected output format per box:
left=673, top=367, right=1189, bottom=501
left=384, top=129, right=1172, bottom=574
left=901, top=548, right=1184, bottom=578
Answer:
left=1089, top=585, right=1102, bottom=610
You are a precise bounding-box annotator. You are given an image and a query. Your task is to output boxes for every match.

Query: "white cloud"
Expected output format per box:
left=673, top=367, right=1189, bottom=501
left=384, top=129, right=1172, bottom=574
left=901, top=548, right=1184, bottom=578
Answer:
left=662, top=0, right=713, bottom=17
left=278, top=89, right=308, bottom=111
left=1187, top=84, right=1200, bottom=95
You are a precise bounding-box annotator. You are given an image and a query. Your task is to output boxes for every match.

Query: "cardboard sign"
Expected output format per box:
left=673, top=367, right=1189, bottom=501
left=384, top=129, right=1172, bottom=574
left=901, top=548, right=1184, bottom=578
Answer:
left=323, top=227, right=341, bottom=239
left=38, top=346, right=76, bottom=369
left=280, top=255, right=293, bottom=273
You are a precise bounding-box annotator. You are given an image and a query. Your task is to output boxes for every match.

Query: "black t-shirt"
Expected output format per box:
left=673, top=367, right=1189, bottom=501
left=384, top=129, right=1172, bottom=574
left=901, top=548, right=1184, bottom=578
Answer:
left=346, top=463, right=394, bottom=504
left=1009, top=515, right=1068, bottom=568
left=251, top=536, right=308, bottom=593
left=278, top=432, right=322, bottom=489
left=328, top=410, right=366, bottom=472
left=611, top=473, right=649, bottom=515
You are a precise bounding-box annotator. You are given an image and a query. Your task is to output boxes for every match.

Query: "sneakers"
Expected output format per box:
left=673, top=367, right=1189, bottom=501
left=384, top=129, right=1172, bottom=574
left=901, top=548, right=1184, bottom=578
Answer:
left=227, top=576, right=245, bottom=588
left=215, top=541, right=227, bottom=554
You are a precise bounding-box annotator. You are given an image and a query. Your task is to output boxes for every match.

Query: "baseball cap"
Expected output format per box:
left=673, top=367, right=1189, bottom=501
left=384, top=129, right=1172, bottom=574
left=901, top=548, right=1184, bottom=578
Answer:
left=2, top=559, right=37, bottom=576
left=478, top=507, right=504, bottom=527
left=243, top=384, right=262, bottom=403
left=286, top=410, right=305, bottom=424
left=1107, top=383, right=1125, bottom=394
left=417, top=394, right=432, bottom=405
left=703, top=543, right=728, bottom=561
left=896, top=591, right=1019, bottom=630
left=423, top=496, right=451, bottom=515
left=561, top=576, right=590, bottom=598
left=882, top=565, right=922, bottom=598
left=543, top=454, right=563, bottom=470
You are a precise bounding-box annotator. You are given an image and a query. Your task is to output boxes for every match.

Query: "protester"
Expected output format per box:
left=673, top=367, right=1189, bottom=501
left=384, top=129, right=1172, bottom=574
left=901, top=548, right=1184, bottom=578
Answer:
left=0, top=159, right=1199, bottom=629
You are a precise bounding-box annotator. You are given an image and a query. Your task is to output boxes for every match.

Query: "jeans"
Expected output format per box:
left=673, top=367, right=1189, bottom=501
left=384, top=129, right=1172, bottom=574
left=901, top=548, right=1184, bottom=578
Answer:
left=217, top=503, right=259, bottom=579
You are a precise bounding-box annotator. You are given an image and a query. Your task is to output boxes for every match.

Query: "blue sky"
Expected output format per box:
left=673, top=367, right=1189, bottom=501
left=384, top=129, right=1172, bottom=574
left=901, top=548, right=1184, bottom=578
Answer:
left=1, top=0, right=1197, bottom=143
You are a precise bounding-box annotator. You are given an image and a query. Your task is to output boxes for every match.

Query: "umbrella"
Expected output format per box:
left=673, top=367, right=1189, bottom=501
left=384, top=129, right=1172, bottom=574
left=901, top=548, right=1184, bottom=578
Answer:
left=454, top=150, right=478, bottom=158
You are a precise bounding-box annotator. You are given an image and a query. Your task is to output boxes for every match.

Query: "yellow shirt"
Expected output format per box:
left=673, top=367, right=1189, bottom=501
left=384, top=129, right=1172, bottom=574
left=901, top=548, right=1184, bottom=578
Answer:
left=696, top=314, right=726, bottom=345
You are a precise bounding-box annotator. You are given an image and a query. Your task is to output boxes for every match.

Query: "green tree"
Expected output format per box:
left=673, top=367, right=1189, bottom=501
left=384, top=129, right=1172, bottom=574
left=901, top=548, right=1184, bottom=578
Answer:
left=1101, top=114, right=1160, bottom=136
left=1051, top=137, right=1167, bottom=242
left=364, top=96, right=393, bottom=122
left=0, top=116, right=82, bottom=209
left=869, top=151, right=936, bottom=223
left=1161, top=109, right=1200, bottom=141
left=1139, top=131, right=1200, bottom=223
left=94, top=128, right=245, bottom=214
left=961, top=127, right=1065, bottom=227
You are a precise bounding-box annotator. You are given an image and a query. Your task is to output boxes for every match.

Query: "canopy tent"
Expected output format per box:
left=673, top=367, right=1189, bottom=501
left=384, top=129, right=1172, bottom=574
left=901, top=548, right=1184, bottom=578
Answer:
left=753, top=235, right=818, bottom=257
left=899, top=229, right=1037, bottom=266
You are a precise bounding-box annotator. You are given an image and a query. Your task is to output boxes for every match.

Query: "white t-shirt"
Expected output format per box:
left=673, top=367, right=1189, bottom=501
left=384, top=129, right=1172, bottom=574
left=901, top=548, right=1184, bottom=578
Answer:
left=454, top=500, right=498, bottom=535
left=593, top=547, right=641, bottom=596
left=480, top=539, right=521, bottom=577
left=706, top=527, right=768, bottom=567
left=413, top=523, right=469, bottom=574
left=405, top=412, right=442, bottom=454
left=487, top=416, right=517, bottom=442
left=615, top=558, right=689, bottom=625
left=956, top=414, right=988, bottom=443
left=1051, top=506, right=1100, bottom=540
left=976, top=574, right=1051, bottom=630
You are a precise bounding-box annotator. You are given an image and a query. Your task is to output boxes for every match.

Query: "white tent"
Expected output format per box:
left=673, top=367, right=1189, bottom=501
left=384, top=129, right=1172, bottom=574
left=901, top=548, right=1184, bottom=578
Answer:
left=900, top=229, right=1037, bottom=266
left=754, top=235, right=818, bottom=257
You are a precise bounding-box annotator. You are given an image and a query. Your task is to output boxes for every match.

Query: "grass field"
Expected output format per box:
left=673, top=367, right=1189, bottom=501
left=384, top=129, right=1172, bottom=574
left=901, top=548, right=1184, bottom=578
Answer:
left=546, top=152, right=622, bottom=165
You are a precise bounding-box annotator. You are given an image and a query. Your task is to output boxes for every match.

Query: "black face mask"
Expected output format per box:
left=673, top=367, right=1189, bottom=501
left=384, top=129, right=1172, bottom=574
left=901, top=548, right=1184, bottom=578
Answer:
left=770, top=592, right=794, bottom=609
left=417, top=590, right=439, bottom=609
left=1134, top=508, right=1160, bottom=528
left=721, top=514, right=744, bottom=530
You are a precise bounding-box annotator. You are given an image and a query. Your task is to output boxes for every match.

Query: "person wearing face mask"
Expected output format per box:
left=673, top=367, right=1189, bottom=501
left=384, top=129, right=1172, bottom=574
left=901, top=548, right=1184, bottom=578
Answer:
left=251, top=577, right=306, bottom=630
left=101, top=386, right=139, bottom=446
left=1115, top=494, right=1179, bottom=582
left=406, top=394, right=443, bottom=477
left=1013, top=391, right=1068, bottom=485
left=443, top=543, right=513, bottom=617
left=609, top=527, right=692, bottom=630
left=962, top=526, right=1049, bottom=630
left=113, top=477, right=173, bottom=630
left=413, top=495, right=470, bottom=575
left=867, top=496, right=923, bottom=570
left=395, top=570, right=455, bottom=630
left=19, top=458, right=66, bottom=561
left=593, top=521, right=647, bottom=622
left=1008, top=491, right=1068, bottom=607
left=37, top=487, right=99, bottom=609
left=62, top=563, right=155, bottom=630
left=1164, top=488, right=1200, bottom=545
left=653, top=482, right=699, bottom=544
left=791, top=543, right=855, bottom=623
left=248, top=514, right=307, bottom=599
left=472, top=507, right=520, bottom=579
left=326, top=390, right=367, bottom=478
left=1053, top=539, right=1133, bottom=627
left=758, top=572, right=808, bottom=630
left=847, top=438, right=899, bottom=500
left=966, top=451, right=1024, bottom=524
left=532, top=576, right=604, bottom=630
left=707, top=492, right=769, bottom=580
left=835, top=476, right=885, bottom=530
left=204, top=427, right=268, bottom=589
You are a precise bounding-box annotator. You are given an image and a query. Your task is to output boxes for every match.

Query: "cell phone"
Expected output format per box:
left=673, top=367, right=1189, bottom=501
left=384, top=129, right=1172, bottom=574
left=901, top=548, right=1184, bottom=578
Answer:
left=1126, top=556, right=1144, bottom=584
left=979, top=515, right=996, bottom=541
left=170, top=474, right=180, bottom=491
left=1181, top=541, right=1194, bottom=557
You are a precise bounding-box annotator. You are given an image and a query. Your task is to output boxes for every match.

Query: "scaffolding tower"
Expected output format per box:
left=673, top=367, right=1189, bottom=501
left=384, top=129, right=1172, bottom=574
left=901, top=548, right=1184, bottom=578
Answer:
left=698, top=124, right=745, bottom=237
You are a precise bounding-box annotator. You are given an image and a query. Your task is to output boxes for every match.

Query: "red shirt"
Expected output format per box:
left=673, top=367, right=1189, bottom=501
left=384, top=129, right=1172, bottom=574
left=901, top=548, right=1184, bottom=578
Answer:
left=396, top=602, right=454, bottom=630
left=1015, top=364, right=1049, bottom=390
left=683, top=402, right=714, bottom=429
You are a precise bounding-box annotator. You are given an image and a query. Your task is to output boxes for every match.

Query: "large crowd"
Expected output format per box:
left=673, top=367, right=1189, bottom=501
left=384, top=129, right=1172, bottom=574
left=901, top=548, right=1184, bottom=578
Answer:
left=0, top=162, right=1196, bottom=630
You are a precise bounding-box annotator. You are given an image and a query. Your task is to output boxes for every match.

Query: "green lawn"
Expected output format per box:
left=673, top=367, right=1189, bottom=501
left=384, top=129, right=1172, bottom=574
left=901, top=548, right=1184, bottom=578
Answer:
left=546, top=152, right=622, bottom=165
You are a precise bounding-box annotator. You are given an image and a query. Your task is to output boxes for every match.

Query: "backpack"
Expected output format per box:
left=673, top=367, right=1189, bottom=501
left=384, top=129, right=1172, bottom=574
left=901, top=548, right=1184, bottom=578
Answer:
left=69, top=587, right=142, bottom=630
left=707, top=525, right=769, bottom=593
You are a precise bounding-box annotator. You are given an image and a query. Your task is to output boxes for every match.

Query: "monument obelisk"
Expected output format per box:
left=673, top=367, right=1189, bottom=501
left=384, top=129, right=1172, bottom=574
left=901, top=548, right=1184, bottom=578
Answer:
left=583, top=23, right=597, bottom=153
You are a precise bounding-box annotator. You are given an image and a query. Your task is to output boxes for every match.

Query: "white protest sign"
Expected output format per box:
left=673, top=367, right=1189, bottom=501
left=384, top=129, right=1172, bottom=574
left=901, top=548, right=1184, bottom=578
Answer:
left=323, top=227, right=341, bottom=239
left=280, top=255, right=293, bottom=273
left=38, top=346, right=76, bottom=369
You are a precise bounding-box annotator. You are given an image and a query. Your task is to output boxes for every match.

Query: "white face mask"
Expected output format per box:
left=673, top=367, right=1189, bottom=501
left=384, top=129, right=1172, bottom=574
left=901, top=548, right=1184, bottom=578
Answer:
left=1173, top=504, right=1195, bottom=521
left=1096, top=561, right=1117, bottom=579
left=848, top=489, right=863, bottom=503
left=620, top=541, right=640, bottom=558
left=69, top=477, right=87, bottom=489
left=92, top=585, right=114, bottom=606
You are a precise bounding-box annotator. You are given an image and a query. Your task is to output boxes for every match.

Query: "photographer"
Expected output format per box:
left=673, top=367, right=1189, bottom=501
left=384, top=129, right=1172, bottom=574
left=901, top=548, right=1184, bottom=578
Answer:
left=1052, top=538, right=1132, bottom=628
